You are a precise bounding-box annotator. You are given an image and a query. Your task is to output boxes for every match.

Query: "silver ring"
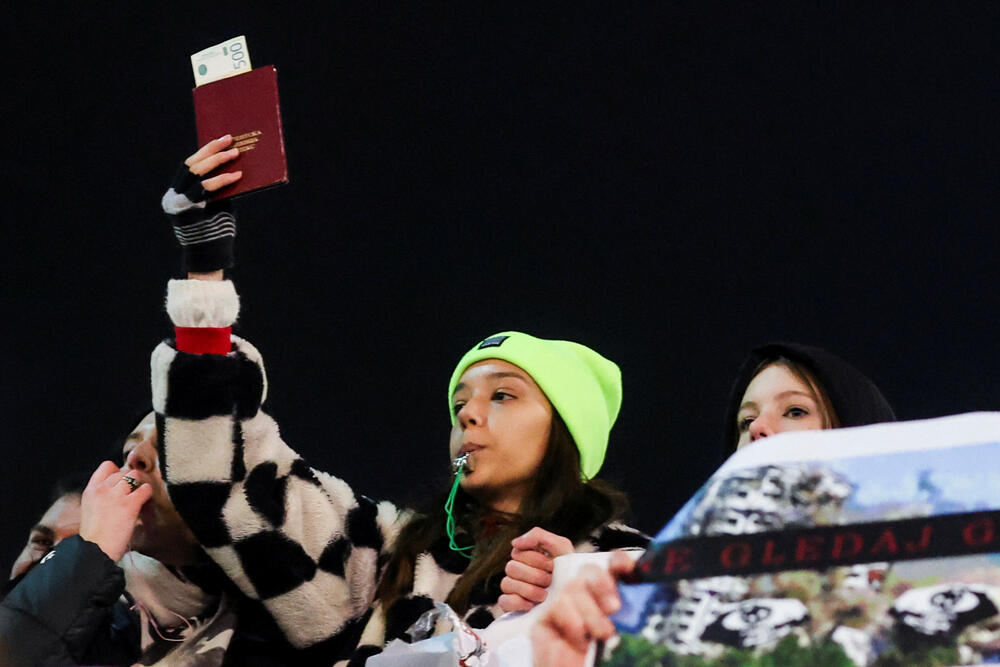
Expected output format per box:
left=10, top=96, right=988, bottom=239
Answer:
left=122, top=475, right=140, bottom=492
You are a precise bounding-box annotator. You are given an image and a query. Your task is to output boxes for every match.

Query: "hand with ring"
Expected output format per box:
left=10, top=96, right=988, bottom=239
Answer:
left=79, top=461, right=154, bottom=562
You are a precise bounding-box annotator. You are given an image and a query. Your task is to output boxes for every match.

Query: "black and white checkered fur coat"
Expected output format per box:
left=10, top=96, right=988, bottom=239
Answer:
left=151, top=279, right=648, bottom=665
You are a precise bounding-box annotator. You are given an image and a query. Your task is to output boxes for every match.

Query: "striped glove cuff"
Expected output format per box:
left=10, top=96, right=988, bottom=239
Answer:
left=162, top=163, right=237, bottom=273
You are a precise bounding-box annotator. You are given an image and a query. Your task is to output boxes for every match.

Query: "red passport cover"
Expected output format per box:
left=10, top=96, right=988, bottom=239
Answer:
left=192, top=65, right=289, bottom=199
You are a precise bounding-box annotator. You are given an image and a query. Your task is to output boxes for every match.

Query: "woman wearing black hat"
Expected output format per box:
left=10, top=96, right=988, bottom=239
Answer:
left=723, top=342, right=897, bottom=452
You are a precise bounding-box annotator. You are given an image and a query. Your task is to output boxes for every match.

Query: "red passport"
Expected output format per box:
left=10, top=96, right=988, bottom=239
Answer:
left=192, top=65, right=289, bottom=199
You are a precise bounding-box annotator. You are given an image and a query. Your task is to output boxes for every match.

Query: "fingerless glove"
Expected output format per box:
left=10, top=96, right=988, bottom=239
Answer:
left=161, top=163, right=236, bottom=273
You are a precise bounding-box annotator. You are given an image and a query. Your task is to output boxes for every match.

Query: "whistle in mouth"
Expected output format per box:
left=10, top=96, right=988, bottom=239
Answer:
left=452, top=453, right=471, bottom=475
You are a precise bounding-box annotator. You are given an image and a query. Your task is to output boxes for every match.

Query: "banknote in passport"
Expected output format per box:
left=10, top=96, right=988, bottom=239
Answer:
left=190, top=35, right=252, bottom=87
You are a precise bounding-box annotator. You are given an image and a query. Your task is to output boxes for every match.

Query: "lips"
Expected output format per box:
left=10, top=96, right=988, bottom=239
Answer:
left=457, top=444, right=484, bottom=473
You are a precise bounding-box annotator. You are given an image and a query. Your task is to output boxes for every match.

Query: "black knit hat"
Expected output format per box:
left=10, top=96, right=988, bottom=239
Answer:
left=723, top=342, right=896, bottom=453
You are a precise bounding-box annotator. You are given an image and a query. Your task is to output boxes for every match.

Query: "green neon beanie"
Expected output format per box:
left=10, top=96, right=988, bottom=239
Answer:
left=447, top=332, right=622, bottom=479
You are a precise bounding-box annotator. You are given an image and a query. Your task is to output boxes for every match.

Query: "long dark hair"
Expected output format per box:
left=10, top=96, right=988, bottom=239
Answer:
left=376, top=412, right=628, bottom=613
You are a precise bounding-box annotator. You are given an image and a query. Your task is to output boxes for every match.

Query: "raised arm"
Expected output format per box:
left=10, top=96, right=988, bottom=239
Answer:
left=152, top=140, right=409, bottom=655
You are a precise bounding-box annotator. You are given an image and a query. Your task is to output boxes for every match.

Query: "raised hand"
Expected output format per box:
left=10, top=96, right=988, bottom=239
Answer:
left=499, top=526, right=575, bottom=612
left=183, top=135, right=244, bottom=193
left=78, top=460, right=153, bottom=563
left=161, top=135, right=243, bottom=275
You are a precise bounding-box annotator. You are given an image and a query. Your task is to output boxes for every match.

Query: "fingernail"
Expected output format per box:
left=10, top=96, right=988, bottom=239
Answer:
left=218, top=134, right=231, bottom=141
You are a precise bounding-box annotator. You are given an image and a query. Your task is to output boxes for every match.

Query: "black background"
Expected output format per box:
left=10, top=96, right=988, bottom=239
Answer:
left=3, top=3, right=999, bottom=572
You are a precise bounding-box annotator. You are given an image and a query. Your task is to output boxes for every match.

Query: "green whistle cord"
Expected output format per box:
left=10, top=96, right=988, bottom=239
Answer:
left=445, top=469, right=474, bottom=559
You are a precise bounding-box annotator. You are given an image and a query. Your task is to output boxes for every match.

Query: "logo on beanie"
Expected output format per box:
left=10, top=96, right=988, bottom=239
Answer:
left=478, top=335, right=509, bottom=349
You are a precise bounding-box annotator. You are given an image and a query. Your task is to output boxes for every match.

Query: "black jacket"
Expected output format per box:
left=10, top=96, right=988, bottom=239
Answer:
left=0, top=535, right=315, bottom=666
left=0, top=536, right=139, bottom=665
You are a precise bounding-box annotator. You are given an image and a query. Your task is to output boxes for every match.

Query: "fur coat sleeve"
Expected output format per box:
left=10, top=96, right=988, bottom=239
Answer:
left=151, top=279, right=411, bottom=654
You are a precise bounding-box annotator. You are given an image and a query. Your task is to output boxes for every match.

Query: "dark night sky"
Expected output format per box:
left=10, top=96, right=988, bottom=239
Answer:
left=3, top=4, right=999, bottom=572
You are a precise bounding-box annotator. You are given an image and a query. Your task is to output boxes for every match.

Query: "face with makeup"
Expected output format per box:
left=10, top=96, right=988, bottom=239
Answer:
left=449, top=359, right=553, bottom=514
left=735, top=363, right=828, bottom=449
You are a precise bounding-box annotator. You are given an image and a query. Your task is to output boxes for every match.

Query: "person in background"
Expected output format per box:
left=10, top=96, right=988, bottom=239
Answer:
left=0, top=413, right=270, bottom=665
left=4, top=473, right=86, bottom=597
left=723, top=342, right=896, bottom=452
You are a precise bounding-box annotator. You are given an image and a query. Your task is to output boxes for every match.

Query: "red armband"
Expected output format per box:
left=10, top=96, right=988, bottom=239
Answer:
left=175, top=326, right=232, bottom=355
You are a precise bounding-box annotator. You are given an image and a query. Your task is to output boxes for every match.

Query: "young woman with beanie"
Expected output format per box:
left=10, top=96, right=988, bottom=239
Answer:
left=149, top=137, right=647, bottom=664
left=724, top=342, right=897, bottom=452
